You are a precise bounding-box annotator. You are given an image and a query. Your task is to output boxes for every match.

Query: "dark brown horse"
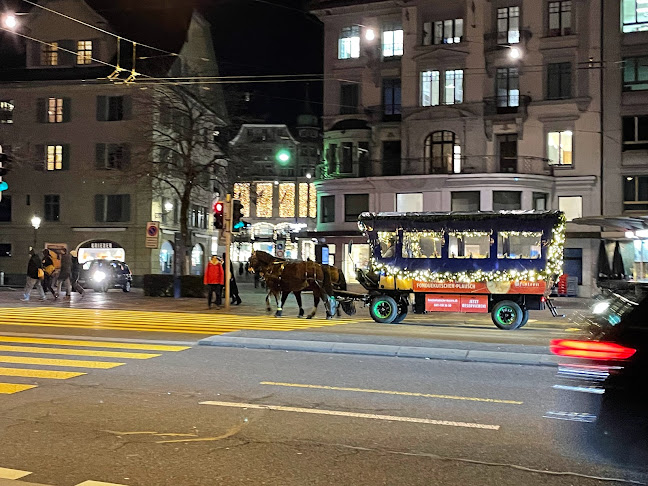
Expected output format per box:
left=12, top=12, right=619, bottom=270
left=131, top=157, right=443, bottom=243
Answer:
left=249, top=251, right=355, bottom=318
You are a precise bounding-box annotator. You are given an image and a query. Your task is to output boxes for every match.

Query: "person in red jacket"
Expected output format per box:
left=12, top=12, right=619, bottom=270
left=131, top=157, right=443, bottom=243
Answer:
left=204, top=255, right=225, bottom=309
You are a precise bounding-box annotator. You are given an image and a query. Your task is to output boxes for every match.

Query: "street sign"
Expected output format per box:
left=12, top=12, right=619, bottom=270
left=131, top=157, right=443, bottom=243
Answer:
left=146, top=221, right=160, bottom=249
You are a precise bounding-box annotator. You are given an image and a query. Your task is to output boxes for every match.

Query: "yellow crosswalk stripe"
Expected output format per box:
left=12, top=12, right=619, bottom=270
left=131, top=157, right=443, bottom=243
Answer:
left=0, top=367, right=85, bottom=379
left=0, top=344, right=160, bottom=359
left=0, top=355, right=124, bottom=369
left=0, top=466, right=32, bottom=479
left=76, top=481, right=128, bottom=486
left=0, top=383, right=38, bottom=394
left=0, top=336, right=189, bottom=351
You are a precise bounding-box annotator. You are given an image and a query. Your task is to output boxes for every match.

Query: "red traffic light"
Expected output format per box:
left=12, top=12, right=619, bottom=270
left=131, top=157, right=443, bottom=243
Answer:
left=214, top=201, right=224, bottom=213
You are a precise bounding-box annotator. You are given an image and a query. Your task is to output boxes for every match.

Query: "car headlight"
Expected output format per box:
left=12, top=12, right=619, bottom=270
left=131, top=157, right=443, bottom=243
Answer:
left=592, top=301, right=610, bottom=315
left=93, top=271, right=106, bottom=282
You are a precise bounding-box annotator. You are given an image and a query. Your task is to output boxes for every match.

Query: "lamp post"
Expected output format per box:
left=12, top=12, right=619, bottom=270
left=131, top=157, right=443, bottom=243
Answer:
left=31, top=215, right=41, bottom=249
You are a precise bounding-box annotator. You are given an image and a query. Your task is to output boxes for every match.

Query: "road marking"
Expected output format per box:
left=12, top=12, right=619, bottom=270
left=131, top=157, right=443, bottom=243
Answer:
left=0, top=344, right=159, bottom=360
left=0, top=367, right=85, bottom=379
left=260, top=381, right=523, bottom=405
left=76, top=481, right=129, bottom=486
left=0, top=383, right=38, bottom=394
left=0, top=356, right=124, bottom=369
left=0, top=336, right=190, bottom=352
left=0, top=466, right=32, bottom=479
left=200, top=400, right=500, bottom=430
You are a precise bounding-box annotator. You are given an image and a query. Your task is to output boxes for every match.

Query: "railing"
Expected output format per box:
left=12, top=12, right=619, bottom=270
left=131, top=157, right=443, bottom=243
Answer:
left=483, top=29, right=532, bottom=51
left=483, top=95, right=531, bottom=116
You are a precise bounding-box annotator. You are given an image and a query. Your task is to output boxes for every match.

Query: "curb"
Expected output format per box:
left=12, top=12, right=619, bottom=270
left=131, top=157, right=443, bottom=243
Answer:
left=198, top=335, right=560, bottom=367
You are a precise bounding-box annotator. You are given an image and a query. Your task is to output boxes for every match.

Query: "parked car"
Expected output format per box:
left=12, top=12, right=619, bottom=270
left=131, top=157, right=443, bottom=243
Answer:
left=547, top=289, right=648, bottom=466
left=82, top=260, right=132, bottom=292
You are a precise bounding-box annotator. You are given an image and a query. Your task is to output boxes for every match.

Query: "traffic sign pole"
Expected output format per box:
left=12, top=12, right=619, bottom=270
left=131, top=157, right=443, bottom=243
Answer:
left=224, top=194, right=232, bottom=311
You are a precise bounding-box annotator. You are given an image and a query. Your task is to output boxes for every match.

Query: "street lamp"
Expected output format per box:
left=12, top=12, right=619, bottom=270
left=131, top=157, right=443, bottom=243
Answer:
left=31, top=215, right=41, bottom=249
left=306, top=172, right=312, bottom=180
left=164, top=201, right=174, bottom=212
left=509, top=46, right=522, bottom=59
left=2, top=14, right=17, bottom=30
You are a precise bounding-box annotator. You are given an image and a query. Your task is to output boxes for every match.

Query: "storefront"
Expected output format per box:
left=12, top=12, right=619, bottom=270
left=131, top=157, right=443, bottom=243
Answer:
left=76, top=240, right=125, bottom=264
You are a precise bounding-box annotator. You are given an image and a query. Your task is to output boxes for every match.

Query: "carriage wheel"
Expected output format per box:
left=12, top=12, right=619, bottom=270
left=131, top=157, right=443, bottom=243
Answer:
left=491, top=300, right=524, bottom=330
left=392, top=297, right=409, bottom=324
left=518, top=308, right=530, bottom=328
left=369, top=295, right=399, bottom=324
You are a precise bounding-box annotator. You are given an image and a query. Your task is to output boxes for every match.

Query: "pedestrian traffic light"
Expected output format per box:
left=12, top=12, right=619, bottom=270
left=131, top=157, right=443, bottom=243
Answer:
left=213, top=201, right=224, bottom=229
left=232, top=199, right=244, bottom=231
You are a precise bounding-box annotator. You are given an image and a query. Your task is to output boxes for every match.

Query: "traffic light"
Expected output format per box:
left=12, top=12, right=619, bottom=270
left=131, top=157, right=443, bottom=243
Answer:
left=0, top=151, right=8, bottom=198
left=232, top=199, right=244, bottom=231
left=213, top=201, right=224, bottom=229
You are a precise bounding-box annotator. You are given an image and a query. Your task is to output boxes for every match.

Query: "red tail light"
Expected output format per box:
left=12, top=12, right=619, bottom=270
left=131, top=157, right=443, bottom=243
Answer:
left=550, top=339, right=637, bottom=361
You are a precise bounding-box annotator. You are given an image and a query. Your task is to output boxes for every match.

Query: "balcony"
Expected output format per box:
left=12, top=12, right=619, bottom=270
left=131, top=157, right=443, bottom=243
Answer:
left=483, top=95, right=531, bottom=118
left=483, top=29, right=532, bottom=52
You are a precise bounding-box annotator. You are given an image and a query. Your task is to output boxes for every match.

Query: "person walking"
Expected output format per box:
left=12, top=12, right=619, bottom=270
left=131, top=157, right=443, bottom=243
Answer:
left=222, top=253, right=242, bottom=306
left=69, top=250, right=85, bottom=298
left=56, top=248, right=73, bottom=300
left=21, top=248, right=47, bottom=302
left=42, top=249, right=58, bottom=299
left=204, top=255, right=224, bottom=309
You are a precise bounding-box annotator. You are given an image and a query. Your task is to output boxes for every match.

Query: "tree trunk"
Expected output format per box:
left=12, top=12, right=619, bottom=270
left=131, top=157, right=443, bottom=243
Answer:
left=179, top=189, right=193, bottom=276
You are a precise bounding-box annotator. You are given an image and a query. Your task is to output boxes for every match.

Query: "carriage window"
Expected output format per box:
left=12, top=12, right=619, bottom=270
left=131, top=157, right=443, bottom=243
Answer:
left=448, top=231, right=491, bottom=259
left=497, top=231, right=542, bottom=259
left=377, top=231, right=398, bottom=258
left=402, top=232, right=443, bottom=258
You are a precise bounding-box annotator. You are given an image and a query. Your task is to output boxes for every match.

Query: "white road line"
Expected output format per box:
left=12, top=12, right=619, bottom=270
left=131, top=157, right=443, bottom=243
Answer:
left=200, top=400, right=500, bottom=431
left=0, top=466, right=32, bottom=479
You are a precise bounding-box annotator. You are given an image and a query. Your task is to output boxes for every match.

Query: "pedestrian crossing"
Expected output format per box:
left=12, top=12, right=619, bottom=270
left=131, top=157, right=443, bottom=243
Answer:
left=0, top=308, right=352, bottom=335
left=0, top=465, right=128, bottom=484
left=0, top=334, right=188, bottom=396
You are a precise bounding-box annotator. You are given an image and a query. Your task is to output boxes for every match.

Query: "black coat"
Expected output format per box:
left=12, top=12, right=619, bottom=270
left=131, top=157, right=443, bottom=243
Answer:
left=27, top=254, right=42, bottom=279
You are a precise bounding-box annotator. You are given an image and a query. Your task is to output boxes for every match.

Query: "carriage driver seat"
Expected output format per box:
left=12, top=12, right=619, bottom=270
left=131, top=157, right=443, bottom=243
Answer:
left=356, top=268, right=380, bottom=290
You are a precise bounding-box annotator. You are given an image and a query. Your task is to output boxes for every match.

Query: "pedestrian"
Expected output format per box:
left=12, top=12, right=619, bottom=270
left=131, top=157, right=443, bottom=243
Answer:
left=238, top=261, right=244, bottom=277
left=42, top=249, right=58, bottom=299
left=56, top=248, right=72, bottom=300
left=204, top=254, right=224, bottom=309
left=21, top=248, right=47, bottom=302
left=69, top=250, right=85, bottom=298
left=230, top=260, right=242, bottom=305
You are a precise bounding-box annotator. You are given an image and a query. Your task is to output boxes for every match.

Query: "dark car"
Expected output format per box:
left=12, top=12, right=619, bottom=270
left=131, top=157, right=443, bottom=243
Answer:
left=82, top=259, right=133, bottom=292
left=547, top=290, right=648, bottom=466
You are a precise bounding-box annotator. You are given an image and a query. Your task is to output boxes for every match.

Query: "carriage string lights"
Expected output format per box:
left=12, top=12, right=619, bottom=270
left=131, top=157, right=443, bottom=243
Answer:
left=361, top=213, right=566, bottom=283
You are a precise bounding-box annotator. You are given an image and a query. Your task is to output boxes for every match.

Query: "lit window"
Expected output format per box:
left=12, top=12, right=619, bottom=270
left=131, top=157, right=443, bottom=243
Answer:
left=47, top=145, right=63, bottom=171
left=48, top=98, right=63, bottom=123
left=0, top=100, right=14, bottom=124
left=623, top=176, right=648, bottom=211
left=547, top=130, right=573, bottom=166
left=497, top=231, right=542, bottom=259
left=256, top=182, right=273, bottom=218
left=548, top=1, right=572, bottom=36
left=426, top=18, right=463, bottom=45
left=445, top=69, right=464, bottom=104
left=623, top=56, right=648, bottom=91
left=558, top=196, right=582, bottom=221
left=497, top=6, right=520, bottom=44
left=402, top=232, right=443, bottom=258
left=279, top=183, right=295, bottom=218
left=309, top=183, right=316, bottom=218
left=382, top=23, right=403, bottom=57
left=338, top=25, right=360, bottom=59
left=233, top=183, right=250, bottom=217
left=396, top=193, right=423, bottom=212
left=421, top=70, right=440, bottom=106
left=496, top=67, right=520, bottom=107
left=425, top=131, right=461, bottom=174
left=41, top=42, right=58, bottom=66
left=623, top=0, right=648, bottom=33
left=421, top=70, right=463, bottom=106
left=448, top=231, right=491, bottom=259
left=77, top=40, right=92, bottom=64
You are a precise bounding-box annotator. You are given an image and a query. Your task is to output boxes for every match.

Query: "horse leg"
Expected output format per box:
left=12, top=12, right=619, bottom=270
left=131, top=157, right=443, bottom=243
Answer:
left=294, top=291, right=304, bottom=317
left=265, top=292, right=272, bottom=313
left=306, top=292, right=319, bottom=319
left=276, top=291, right=289, bottom=318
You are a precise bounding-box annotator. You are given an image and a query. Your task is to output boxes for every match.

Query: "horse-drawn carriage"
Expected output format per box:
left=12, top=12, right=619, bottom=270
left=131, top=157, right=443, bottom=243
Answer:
left=350, top=210, right=566, bottom=330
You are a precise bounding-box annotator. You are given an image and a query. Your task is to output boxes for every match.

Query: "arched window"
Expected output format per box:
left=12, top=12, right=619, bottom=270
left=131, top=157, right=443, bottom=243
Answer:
left=424, top=131, right=461, bottom=174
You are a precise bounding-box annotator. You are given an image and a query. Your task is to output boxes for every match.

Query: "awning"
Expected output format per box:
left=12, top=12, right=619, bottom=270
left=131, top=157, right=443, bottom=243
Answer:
left=571, top=215, right=648, bottom=232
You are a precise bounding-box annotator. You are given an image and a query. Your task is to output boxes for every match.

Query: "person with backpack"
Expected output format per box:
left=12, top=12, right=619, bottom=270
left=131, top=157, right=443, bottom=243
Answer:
left=21, top=248, right=46, bottom=302
left=42, top=249, right=58, bottom=300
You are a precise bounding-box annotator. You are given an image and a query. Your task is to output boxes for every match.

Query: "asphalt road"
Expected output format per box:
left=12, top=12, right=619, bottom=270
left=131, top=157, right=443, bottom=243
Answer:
left=0, top=344, right=645, bottom=486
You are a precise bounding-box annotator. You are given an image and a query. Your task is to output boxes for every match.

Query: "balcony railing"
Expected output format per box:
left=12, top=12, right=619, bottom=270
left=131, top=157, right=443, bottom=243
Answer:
left=317, top=155, right=552, bottom=179
left=483, top=29, right=532, bottom=51
left=483, top=95, right=531, bottom=117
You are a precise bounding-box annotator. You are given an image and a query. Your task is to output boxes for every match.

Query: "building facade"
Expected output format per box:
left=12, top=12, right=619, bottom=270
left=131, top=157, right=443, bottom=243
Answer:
left=0, top=0, right=225, bottom=283
left=312, top=0, right=608, bottom=295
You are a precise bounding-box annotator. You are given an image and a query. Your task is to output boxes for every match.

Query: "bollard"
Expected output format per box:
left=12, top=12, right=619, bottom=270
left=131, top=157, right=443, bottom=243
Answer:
left=0, top=271, right=4, bottom=286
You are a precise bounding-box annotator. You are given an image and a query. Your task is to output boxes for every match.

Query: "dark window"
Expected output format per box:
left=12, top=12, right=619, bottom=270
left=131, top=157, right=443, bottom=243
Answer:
left=623, top=176, right=648, bottom=210
left=498, top=134, right=518, bottom=173
left=424, top=18, right=464, bottom=45
left=383, top=78, right=401, bottom=120
left=94, top=194, right=131, bottom=222
left=95, top=143, right=130, bottom=170
left=496, top=67, right=520, bottom=107
left=44, top=194, right=60, bottom=222
left=493, top=191, right=522, bottom=210
left=327, top=144, right=338, bottom=174
left=96, top=96, right=130, bottom=121
left=425, top=131, right=461, bottom=174
left=622, top=115, right=648, bottom=150
left=382, top=141, right=401, bottom=176
left=340, top=84, right=359, bottom=114
left=0, top=243, right=10, bottom=257
left=533, top=192, right=549, bottom=210
left=0, top=196, right=11, bottom=222
left=345, top=194, right=369, bottom=222
left=358, top=142, right=370, bottom=177
left=547, top=62, right=572, bottom=99
left=340, top=142, right=353, bottom=173
left=320, top=195, right=335, bottom=223
left=548, top=1, right=572, bottom=36
left=451, top=192, right=480, bottom=211
left=623, top=57, right=648, bottom=91
left=497, top=6, right=520, bottom=44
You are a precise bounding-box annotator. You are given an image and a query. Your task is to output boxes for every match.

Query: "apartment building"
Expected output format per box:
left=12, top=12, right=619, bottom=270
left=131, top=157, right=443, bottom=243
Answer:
left=312, top=0, right=605, bottom=295
left=0, top=0, right=225, bottom=282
